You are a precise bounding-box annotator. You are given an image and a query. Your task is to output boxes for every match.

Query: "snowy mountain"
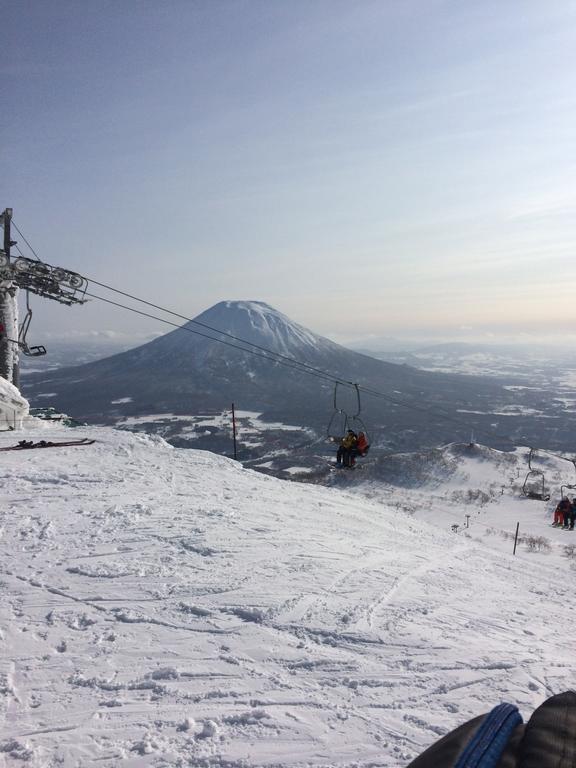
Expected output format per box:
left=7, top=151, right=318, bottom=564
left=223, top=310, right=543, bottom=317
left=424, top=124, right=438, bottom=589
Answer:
left=22, top=301, right=574, bottom=457
left=2, top=423, right=575, bottom=765
left=198, top=300, right=324, bottom=356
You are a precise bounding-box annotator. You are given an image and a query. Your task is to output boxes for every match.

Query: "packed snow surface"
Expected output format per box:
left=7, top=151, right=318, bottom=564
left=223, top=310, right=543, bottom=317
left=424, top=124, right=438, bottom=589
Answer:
left=1, top=427, right=575, bottom=767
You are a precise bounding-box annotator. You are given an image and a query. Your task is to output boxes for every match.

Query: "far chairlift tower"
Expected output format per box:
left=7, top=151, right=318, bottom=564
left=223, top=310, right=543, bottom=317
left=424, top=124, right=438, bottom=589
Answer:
left=0, top=207, right=88, bottom=387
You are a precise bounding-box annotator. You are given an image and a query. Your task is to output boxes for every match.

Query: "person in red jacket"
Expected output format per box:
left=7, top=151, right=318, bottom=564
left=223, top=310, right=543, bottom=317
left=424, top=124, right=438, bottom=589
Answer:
left=356, top=432, right=369, bottom=456
left=553, top=497, right=571, bottom=527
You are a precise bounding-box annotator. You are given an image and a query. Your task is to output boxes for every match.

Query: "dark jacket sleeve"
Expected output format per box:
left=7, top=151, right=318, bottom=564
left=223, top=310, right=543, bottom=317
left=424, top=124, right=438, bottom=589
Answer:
left=406, top=713, right=523, bottom=768
left=518, top=691, right=576, bottom=768
left=405, top=691, right=576, bottom=768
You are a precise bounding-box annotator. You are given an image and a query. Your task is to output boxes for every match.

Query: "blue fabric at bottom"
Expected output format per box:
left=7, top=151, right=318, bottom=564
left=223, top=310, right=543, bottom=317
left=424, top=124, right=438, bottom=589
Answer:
left=454, top=702, right=523, bottom=768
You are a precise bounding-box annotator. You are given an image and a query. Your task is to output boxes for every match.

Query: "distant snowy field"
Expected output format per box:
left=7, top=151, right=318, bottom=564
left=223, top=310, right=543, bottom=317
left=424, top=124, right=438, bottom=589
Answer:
left=117, top=410, right=312, bottom=440
left=1, top=426, right=575, bottom=767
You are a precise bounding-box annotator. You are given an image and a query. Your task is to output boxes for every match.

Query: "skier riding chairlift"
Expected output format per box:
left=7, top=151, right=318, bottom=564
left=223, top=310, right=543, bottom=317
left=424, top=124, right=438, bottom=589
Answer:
left=328, top=383, right=371, bottom=468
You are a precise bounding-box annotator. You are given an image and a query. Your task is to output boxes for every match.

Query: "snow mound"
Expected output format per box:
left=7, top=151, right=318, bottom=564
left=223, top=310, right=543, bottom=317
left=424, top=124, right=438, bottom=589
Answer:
left=0, top=376, right=29, bottom=430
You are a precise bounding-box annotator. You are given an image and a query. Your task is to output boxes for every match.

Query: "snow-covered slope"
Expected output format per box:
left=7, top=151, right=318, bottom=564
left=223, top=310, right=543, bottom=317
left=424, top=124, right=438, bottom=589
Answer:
left=1, top=427, right=575, bottom=767
left=353, top=441, right=576, bottom=537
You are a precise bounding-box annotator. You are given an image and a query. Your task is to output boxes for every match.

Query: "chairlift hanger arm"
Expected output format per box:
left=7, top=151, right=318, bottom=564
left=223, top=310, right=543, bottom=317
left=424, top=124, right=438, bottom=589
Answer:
left=333, top=381, right=362, bottom=416
left=353, top=383, right=361, bottom=418
left=327, top=382, right=371, bottom=445
left=18, top=291, right=32, bottom=346
left=16, top=291, right=47, bottom=356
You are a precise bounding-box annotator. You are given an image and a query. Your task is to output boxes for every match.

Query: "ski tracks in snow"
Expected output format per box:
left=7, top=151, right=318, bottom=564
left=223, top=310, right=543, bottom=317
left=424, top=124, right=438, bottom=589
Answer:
left=1, top=427, right=576, bottom=766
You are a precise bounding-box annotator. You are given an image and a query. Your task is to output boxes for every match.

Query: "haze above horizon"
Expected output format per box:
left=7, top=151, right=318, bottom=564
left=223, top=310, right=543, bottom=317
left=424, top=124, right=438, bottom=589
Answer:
left=3, top=0, right=575, bottom=346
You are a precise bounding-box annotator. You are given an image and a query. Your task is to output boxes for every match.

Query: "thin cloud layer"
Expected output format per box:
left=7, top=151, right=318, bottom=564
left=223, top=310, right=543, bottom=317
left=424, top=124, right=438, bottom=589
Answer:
left=3, top=0, right=575, bottom=342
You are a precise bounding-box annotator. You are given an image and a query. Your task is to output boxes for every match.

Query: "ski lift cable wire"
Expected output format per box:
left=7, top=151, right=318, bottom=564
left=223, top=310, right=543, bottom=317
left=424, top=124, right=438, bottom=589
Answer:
left=9, top=223, right=524, bottom=449
left=14, top=242, right=29, bottom=260
left=73, top=284, right=538, bottom=448
left=10, top=222, right=42, bottom=262
left=524, top=446, right=576, bottom=467
left=11, top=220, right=357, bottom=386
left=86, top=277, right=358, bottom=385
left=14, top=219, right=479, bottom=435
left=8, top=221, right=521, bottom=436
left=7, top=222, right=534, bottom=449
left=83, top=289, right=523, bottom=451
left=10, top=220, right=562, bottom=454
left=11, top=222, right=469, bottom=420
left=83, top=280, right=503, bottom=440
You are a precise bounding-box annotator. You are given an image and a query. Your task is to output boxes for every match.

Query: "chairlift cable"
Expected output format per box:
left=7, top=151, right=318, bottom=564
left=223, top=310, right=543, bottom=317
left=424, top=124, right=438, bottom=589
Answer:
left=88, top=284, right=511, bottom=448
left=11, top=221, right=357, bottom=386
left=85, top=277, right=358, bottom=386
left=85, top=279, right=521, bottom=447
left=10, top=221, right=43, bottom=262
left=86, top=287, right=508, bottom=448
left=9, top=220, right=560, bottom=456
left=6, top=222, right=533, bottom=443
left=6, top=223, right=530, bottom=450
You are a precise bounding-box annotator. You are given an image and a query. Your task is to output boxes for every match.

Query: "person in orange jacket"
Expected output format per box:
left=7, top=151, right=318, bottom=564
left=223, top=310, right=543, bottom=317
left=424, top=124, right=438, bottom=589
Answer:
left=356, top=432, right=369, bottom=456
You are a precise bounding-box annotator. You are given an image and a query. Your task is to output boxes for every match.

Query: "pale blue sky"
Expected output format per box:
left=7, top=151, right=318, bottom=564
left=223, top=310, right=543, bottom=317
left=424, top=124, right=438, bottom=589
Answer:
left=3, top=0, right=576, bottom=343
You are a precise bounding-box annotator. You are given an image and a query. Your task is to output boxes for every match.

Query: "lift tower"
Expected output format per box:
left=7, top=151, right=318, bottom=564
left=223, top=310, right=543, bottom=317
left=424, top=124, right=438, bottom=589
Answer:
left=0, top=207, right=88, bottom=387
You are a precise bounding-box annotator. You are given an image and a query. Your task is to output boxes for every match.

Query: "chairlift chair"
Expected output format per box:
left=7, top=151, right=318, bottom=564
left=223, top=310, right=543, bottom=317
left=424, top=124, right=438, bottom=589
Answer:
left=18, top=291, right=47, bottom=357
left=521, top=448, right=550, bottom=501
left=559, top=459, right=576, bottom=501
left=327, top=383, right=370, bottom=443
left=326, top=383, right=372, bottom=469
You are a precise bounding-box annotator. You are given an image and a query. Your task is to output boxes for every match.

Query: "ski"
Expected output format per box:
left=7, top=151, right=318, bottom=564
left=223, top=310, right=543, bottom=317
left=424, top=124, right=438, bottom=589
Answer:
left=0, top=438, right=95, bottom=452
left=328, top=462, right=357, bottom=471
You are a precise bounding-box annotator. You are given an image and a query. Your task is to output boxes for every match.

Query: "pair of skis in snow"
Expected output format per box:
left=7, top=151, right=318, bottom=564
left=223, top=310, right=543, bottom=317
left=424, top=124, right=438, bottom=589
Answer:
left=0, top=437, right=95, bottom=452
